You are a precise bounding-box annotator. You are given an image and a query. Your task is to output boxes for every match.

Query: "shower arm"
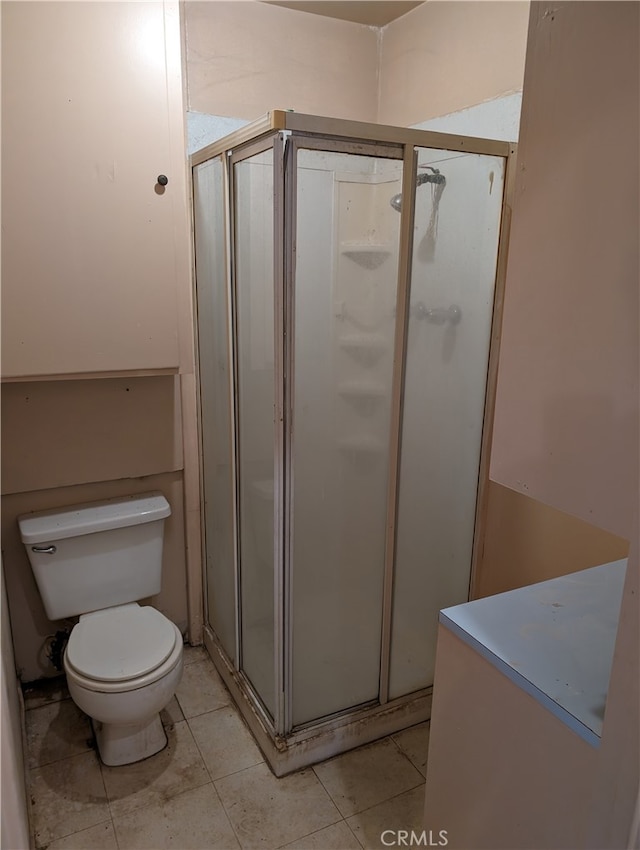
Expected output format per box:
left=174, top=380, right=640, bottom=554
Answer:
left=416, top=167, right=446, bottom=186
left=389, top=167, right=445, bottom=212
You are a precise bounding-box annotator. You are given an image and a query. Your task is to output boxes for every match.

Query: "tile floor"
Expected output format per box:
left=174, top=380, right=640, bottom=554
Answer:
left=23, top=646, right=429, bottom=850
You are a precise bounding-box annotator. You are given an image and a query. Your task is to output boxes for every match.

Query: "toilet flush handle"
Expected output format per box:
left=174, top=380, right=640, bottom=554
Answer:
left=32, top=545, right=57, bottom=554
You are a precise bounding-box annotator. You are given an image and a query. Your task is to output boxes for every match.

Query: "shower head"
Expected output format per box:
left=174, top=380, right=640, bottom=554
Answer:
left=390, top=193, right=403, bottom=212
left=389, top=167, right=445, bottom=212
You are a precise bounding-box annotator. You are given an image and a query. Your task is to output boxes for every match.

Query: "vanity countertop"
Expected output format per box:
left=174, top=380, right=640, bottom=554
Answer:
left=440, top=559, right=628, bottom=746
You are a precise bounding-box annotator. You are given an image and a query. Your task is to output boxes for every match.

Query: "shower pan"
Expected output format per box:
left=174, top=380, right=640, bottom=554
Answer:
left=191, top=111, right=516, bottom=775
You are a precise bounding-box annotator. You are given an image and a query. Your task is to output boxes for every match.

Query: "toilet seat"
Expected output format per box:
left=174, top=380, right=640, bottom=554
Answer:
left=65, top=604, right=183, bottom=694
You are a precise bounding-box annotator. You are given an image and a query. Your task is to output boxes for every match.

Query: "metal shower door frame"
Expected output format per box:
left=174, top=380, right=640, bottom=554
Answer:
left=191, top=111, right=517, bottom=773
left=281, top=133, right=405, bottom=734
left=228, top=132, right=286, bottom=735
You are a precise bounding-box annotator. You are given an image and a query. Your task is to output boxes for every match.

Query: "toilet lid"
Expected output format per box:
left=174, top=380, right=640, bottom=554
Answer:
left=65, top=605, right=177, bottom=682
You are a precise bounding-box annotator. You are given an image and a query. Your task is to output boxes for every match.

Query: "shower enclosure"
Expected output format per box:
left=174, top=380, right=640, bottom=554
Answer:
left=191, top=111, right=516, bottom=775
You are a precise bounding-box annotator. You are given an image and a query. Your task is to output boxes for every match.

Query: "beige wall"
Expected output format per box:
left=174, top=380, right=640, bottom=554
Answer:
left=476, top=482, right=629, bottom=599
left=424, top=626, right=596, bottom=849
left=185, top=1, right=529, bottom=128
left=378, top=1, right=529, bottom=126
left=185, top=0, right=379, bottom=121
left=1, top=1, right=188, bottom=378
left=1, top=378, right=183, bottom=495
left=1, top=3, right=199, bottom=682
left=1, top=377, right=189, bottom=682
left=472, top=2, right=639, bottom=845
left=3, top=473, right=188, bottom=683
left=490, top=2, right=638, bottom=541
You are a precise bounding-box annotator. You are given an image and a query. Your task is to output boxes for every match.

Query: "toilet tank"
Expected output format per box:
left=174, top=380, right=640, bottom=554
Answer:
left=18, top=493, right=171, bottom=621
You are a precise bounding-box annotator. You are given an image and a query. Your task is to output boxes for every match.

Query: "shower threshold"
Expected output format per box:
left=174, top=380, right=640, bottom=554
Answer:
left=203, top=625, right=433, bottom=777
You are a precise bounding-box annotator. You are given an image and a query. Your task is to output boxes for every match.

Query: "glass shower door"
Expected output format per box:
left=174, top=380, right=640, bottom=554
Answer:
left=193, top=157, right=236, bottom=662
left=234, top=144, right=278, bottom=719
left=389, top=148, right=506, bottom=698
left=289, top=143, right=403, bottom=726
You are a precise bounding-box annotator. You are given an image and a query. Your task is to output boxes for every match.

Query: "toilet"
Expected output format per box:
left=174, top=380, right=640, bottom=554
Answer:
left=18, top=492, right=184, bottom=767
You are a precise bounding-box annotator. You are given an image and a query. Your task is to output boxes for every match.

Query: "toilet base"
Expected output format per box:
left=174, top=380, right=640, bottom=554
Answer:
left=93, top=714, right=167, bottom=766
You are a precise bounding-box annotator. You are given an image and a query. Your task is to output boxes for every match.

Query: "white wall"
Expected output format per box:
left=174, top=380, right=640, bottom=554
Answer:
left=413, top=93, right=522, bottom=142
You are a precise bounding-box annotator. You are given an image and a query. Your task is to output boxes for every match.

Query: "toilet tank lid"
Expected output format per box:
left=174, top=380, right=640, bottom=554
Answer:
left=18, top=493, right=171, bottom=544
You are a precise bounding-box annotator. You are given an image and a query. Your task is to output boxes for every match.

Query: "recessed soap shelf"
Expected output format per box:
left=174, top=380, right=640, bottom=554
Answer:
left=340, top=243, right=392, bottom=270
left=339, top=334, right=387, bottom=367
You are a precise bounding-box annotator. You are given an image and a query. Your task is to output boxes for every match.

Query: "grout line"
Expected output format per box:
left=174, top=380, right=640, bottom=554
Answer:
left=111, top=812, right=122, bottom=850
left=187, top=711, right=219, bottom=786
left=33, top=819, right=116, bottom=850
left=388, top=727, right=431, bottom=776
left=202, top=757, right=266, bottom=785
left=102, top=722, right=211, bottom=822
left=274, top=817, right=351, bottom=850
left=95, top=745, right=120, bottom=849
left=345, top=816, right=368, bottom=850
left=310, top=765, right=352, bottom=820
left=24, top=694, right=72, bottom=713
left=209, top=776, right=248, bottom=850
left=202, top=777, right=242, bottom=849
left=29, top=746, right=99, bottom=775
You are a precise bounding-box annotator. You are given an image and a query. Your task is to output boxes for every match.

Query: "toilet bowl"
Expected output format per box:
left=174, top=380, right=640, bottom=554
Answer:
left=18, top=492, right=183, bottom=767
left=63, top=603, right=184, bottom=766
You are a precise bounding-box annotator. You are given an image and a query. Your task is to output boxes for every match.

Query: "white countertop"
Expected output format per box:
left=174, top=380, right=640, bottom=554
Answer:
left=440, top=560, right=628, bottom=746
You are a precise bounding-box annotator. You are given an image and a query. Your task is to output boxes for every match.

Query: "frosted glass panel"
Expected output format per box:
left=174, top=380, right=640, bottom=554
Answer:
left=193, top=158, right=236, bottom=661
left=389, top=149, right=505, bottom=699
left=291, top=148, right=403, bottom=725
left=235, top=149, right=276, bottom=717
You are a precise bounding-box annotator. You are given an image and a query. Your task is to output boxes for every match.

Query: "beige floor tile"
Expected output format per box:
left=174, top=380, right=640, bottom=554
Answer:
left=102, top=720, right=209, bottom=819
left=29, top=751, right=110, bottom=849
left=23, top=676, right=70, bottom=710
left=175, top=658, right=231, bottom=718
left=45, top=821, right=118, bottom=850
left=26, top=699, right=93, bottom=769
left=112, top=782, right=240, bottom=850
left=278, top=821, right=361, bottom=850
left=346, top=786, right=426, bottom=850
left=313, top=738, right=424, bottom=818
left=161, top=695, right=185, bottom=728
left=391, top=722, right=430, bottom=777
left=215, top=761, right=342, bottom=850
left=182, top=644, right=210, bottom=666
left=189, top=706, right=264, bottom=780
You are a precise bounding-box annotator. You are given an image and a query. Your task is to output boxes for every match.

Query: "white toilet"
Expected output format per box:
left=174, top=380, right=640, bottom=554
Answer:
left=18, top=492, right=184, bottom=767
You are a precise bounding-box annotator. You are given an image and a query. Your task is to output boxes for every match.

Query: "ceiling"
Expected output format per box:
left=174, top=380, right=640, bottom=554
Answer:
left=262, top=1, right=423, bottom=27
